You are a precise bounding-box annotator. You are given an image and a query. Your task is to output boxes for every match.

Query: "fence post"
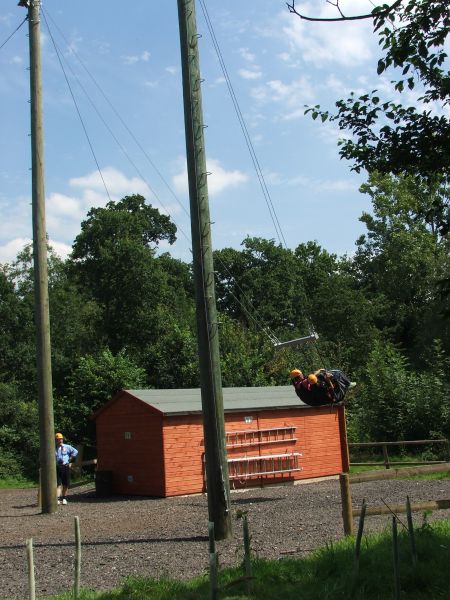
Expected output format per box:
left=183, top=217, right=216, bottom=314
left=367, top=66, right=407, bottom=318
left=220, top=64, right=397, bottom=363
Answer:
left=382, top=444, right=390, bottom=469
left=26, top=538, right=35, bottom=600
left=339, top=473, right=354, bottom=536
left=74, top=516, right=81, bottom=599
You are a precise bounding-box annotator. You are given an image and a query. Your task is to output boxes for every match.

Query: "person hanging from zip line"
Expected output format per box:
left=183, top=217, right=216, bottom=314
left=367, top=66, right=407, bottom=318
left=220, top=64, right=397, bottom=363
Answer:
left=290, top=368, right=356, bottom=406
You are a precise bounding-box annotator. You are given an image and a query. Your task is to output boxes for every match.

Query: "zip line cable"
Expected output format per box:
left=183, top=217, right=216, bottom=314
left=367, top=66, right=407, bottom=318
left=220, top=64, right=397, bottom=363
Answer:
left=198, top=0, right=288, bottom=249
left=198, top=0, right=322, bottom=350
left=42, top=8, right=284, bottom=347
left=43, top=9, right=192, bottom=224
left=41, top=10, right=193, bottom=247
left=41, top=9, right=309, bottom=350
left=41, top=10, right=112, bottom=204
left=0, top=15, right=28, bottom=51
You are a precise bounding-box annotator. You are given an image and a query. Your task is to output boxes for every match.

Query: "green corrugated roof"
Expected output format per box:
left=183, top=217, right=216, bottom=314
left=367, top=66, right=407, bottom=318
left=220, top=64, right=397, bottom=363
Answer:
left=125, top=386, right=310, bottom=416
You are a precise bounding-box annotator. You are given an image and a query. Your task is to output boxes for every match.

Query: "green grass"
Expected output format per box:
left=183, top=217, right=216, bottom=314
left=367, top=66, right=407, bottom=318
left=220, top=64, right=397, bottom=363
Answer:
left=350, top=452, right=450, bottom=480
left=0, top=473, right=94, bottom=490
left=31, top=520, right=450, bottom=600
left=0, top=477, right=36, bottom=489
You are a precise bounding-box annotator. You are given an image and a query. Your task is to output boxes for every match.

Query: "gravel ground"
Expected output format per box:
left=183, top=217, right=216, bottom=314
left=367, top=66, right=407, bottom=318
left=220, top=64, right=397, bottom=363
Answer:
left=1, top=477, right=449, bottom=599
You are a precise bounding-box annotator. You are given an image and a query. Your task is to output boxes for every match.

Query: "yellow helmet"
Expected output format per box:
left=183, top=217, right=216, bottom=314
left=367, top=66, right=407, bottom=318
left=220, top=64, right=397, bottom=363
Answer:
left=290, top=369, right=302, bottom=379
left=55, top=432, right=63, bottom=439
left=308, top=374, right=318, bottom=385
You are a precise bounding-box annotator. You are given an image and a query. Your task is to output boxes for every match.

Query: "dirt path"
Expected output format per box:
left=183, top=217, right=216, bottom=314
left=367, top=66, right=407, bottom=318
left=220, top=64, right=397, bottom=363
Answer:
left=1, top=478, right=449, bottom=599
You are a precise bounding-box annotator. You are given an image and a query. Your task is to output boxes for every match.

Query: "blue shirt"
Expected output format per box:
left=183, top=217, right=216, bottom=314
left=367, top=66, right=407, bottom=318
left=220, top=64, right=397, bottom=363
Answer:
left=56, top=443, right=78, bottom=466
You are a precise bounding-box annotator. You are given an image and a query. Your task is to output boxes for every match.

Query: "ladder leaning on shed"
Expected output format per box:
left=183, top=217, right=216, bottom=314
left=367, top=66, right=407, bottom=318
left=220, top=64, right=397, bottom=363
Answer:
left=204, top=424, right=302, bottom=484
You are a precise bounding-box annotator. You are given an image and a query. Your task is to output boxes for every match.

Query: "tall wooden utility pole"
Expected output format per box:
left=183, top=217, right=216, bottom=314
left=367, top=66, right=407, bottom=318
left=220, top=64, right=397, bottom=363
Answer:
left=177, top=0, right=232, bottom=540
left=20, top=0, right=57, bottom=514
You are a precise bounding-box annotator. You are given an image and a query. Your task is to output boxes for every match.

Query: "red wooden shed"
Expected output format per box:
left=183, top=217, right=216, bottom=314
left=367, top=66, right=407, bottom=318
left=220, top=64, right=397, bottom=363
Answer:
left=94, top=386, right=349, bottom=497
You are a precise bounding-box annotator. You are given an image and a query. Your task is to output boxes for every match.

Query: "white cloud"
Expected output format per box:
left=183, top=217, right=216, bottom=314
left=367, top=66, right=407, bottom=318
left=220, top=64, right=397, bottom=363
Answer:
left=251, top=76, right=316, bottom=120
left=278, top=2, right=375, bottom=68
left=0, top=238, right=30, bottom=265
left=69, top=167, right=150, bottom=197
left=122, top=50, right=151, bottom=65
left=48, top=240, right=72, bottom=259
left=264, top=172, right=357, bottom=193
left=165, top=66, right=177, bottom=75
left=239, top=48, right=256, bottom=62
left=172, top=158, right=248, bottom=197
left=239, top=69, right=262, bottom=80
left=0, top=14, right=13, bottom=26
left=277, top=52, right=291, bottom=62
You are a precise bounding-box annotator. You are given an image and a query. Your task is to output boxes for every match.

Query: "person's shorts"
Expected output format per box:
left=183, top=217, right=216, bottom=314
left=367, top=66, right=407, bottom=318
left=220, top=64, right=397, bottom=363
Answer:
left=56, top=464, right=71, bottom=487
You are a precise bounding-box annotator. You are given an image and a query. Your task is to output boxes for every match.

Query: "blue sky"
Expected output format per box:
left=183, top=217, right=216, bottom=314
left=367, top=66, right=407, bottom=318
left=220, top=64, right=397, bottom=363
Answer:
left=0, top=0, right=423, bottom=264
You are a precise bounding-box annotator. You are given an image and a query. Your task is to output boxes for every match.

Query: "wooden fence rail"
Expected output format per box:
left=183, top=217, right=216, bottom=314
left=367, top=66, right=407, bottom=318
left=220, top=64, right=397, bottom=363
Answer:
left=352, top=499, right=450, bottom=518
left=340, top=461, right=450, bottom=535
left=349, top=439, right=450, bottom=469
left=350, top=462, right=450, bottom=484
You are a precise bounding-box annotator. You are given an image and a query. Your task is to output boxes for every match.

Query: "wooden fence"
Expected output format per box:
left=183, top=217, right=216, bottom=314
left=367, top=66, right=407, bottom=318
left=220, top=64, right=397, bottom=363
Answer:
left=339, top=461, right=450, bottom=536
left=349, top=439, right=450, bottom=469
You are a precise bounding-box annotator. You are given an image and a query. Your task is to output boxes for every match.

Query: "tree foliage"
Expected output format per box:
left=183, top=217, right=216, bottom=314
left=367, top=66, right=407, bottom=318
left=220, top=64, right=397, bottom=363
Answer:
left=1, top=174, right=448, bottom=476
left=303, top=0, right=450, bottom=206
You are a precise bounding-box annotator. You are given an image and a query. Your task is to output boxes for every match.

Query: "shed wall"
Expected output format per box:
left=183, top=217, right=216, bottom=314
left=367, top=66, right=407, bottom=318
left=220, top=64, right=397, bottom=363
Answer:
left=96, top=394, right=165, bottom=496
left=162, top=406, right=345, bottom=497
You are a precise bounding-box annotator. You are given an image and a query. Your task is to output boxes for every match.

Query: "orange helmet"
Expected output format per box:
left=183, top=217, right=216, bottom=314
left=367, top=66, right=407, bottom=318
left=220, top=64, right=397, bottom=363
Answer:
left=55, top=432, right=63, bottom=439
left=290, top=369, right=302, bottom=379
left=308, top=374, right=318, bottom=385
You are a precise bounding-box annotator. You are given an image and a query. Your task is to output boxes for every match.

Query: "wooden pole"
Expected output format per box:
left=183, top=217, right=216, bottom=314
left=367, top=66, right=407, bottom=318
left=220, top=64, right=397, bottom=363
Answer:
left=74, top=516, right=81, bottom=599
left=382, top=444, right=390, bottom=469
left=26, top=539, right=36, bottom=600
left=22, top=0, right=57, bottom=515
left=339, top=473, right=354, bottom=536
left=177, top=0, right=231, bottom=540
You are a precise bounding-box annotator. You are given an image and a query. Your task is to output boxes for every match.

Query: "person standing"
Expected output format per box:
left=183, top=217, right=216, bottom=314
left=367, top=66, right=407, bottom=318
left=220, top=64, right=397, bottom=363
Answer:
left=55, top=433, right=78, bottom=505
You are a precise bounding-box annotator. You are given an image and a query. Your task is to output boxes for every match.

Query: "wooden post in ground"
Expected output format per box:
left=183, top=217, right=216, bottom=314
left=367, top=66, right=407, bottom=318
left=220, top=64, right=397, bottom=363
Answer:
left=74, top=516, right=81, bottom=599
left=382, top=444, right=390, bottom=469
left=339, top=472, right=354, bottom=536
left=26, top=538, right=36, bottom=600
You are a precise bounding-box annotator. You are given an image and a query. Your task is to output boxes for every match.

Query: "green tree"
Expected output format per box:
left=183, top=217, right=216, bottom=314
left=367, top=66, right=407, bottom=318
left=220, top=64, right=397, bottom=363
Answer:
left=352, top=173, right=449, bottom=360
left=214, top=238, right=298, bottom=328
left=58, top=348, right=147, bottom=446
left=70, top=195, right=179, bottom=354
left=0, top=382, right=39, bottom=479
left=299, top=0, right=450, bottom=201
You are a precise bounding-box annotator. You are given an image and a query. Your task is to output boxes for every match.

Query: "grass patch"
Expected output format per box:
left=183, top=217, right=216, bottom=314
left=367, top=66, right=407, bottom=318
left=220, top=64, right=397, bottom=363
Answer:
left=31, top=520, right=450, bottom=600
left=0, top=477, right=36, bottom=489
